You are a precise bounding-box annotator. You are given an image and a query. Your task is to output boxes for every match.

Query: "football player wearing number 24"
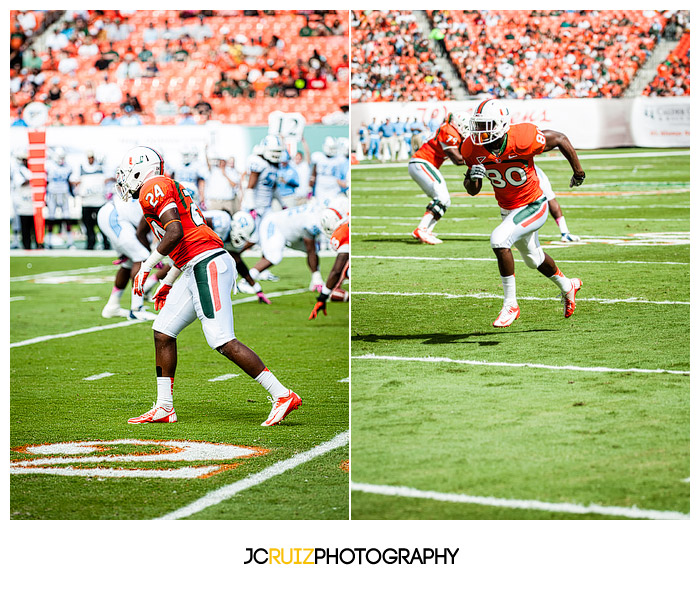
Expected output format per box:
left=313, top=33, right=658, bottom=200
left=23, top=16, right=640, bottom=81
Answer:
left=114, top=146, right=301, bottom=427
left=457, top=99, right=586, bottom=328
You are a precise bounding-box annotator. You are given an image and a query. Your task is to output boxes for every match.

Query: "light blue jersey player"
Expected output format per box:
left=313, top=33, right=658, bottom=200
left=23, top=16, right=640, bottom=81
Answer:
left=242, top=135, right=284, bottom=220
left=310, top=137, right=342, bottom=201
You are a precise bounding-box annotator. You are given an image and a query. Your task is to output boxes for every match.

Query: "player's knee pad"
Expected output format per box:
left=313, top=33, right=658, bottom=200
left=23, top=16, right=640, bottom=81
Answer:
left=521, top=246, right=545, bottom=269
left=426, top=197, right=450, bottom=220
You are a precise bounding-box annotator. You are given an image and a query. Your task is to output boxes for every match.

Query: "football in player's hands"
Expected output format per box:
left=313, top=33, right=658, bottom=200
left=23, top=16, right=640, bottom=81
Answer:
left=330, top=288, right=349, bottom=302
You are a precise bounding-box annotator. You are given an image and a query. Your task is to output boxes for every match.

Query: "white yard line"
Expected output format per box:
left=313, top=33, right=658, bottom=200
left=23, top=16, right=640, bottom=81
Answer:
left=355, top=203, right=689, bottom=210
left=208, top=374, right=240, bottom=382
left=351, top=254, right=689, bottom=266
left=10, top=288, right=308, bottom=349
left=354, top=290, right=689, bottom=306
left=156, top=431, right=350, bottom=520
left=352, top=150, right=690, bottom=170
left=352, top=354, right=689, bottom=376
left=10, top=296, right=27, bottom=302
left=83, top=372, right=115, bottom=381
left=10, top=319, right=144, bottom=349
left=350, top=482, right=688, bottom=520
left=10, top=265, right=115, bottom=282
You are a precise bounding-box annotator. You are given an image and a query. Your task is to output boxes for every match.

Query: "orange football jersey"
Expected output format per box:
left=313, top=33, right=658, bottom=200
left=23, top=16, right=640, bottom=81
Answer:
left=461, top=122, right=547, bottom=210
left=330, top=222, right=349, bottom=254
left=138, top=175, right=223, bottom=268
left=412, top=121, right=462, bottom=168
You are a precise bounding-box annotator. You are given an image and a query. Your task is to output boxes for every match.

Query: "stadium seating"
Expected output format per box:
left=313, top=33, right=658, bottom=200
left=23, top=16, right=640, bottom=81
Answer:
left=351, top=10, right=454, bottom=103
left=643, top=31, right=690, bottom=96
left=10, top=10, right=348, bottom=126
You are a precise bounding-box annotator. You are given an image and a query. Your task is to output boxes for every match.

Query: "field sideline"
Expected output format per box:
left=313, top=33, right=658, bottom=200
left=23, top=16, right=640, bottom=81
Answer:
left=350, top=147, right=690, bottom=520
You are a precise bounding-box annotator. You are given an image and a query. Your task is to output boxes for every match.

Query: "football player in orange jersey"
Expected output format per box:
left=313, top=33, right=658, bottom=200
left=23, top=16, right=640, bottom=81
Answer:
left=309, top=200, right=349, bottom=320
left=458, top=99, right=586, bottom=327
left=409, top=112, right=468, bottom=245
left=115, top=146, right=301, bottom=427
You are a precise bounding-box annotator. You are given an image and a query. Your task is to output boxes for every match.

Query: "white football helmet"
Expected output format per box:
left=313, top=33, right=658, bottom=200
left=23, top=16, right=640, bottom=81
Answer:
left=115, top=146, right=164, bottom=201
left=320, top=197, right=349, bottom=238
left=181, top=147, right=197, bottom=165
left=468, top=99, right=511, bottom=145
left=260, top=135, right=284, bottom=163
left=322, top=136, right=338, bottom=157
left=448, top=111, right=470, bottom=139
left=53, top=147, right=66, bottom=165
left=229, top=211, right=256, bottom=248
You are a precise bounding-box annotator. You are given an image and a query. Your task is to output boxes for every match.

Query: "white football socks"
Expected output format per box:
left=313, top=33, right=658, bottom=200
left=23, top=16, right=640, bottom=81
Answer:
left=418, top=212, right=434, bottom=230
left=501, top=275, right=517, bottom=306
left=156, top=377, right=174, bottom=410
left=255, top=367, right=288, bottom=401
left=548, top=267, right=573, bottom=293
left=107, top=287, right=124, bottom=307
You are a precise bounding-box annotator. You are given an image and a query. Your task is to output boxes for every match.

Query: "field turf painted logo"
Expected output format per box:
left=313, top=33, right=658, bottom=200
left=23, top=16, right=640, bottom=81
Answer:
left=10, top=439, right=268, bottom=479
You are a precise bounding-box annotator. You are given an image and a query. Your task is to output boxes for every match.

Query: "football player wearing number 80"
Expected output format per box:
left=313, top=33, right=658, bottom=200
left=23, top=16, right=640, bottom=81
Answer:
left=115, top=146, right=301, bottom=426
left=457, top=99, right=586, bottom=328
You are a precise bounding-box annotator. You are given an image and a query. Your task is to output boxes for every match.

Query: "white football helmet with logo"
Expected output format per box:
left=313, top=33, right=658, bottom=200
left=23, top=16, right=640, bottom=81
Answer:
left=229, top=210, right=256, bottom=248
left=115, top=146, right=164, bottom=201
left=260, top=135, right=285, bottom=164
left=319, top=196, right=349, bottom=238
left=468, top=99, right=511, bottom=145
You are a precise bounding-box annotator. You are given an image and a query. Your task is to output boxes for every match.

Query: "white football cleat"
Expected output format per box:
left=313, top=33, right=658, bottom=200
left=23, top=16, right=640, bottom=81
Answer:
left=561, top=233, right=581, bottom=242
left=129, top=306, right=157, bottom=321
left=412, top=227, right=443, bottom=245
left=236, top=278, right=257, bottom=294
left=128, top=403, right=177, bottom=424
left=493, top=304, right=521, bottom=328
left=258, top=270, right=279, bottom=282
left=101, top=303, right=131, bottom=319
left=261, top=391, right=302, bottom=426
left=562, top=278, right=582, bottom=318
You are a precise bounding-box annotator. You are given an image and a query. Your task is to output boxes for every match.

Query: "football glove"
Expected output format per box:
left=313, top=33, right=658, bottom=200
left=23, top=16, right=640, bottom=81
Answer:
left=153, top=282, right=172, bottom=311
left=469, top=164, right=487, bottom=180
left=257, top=291, right=271, bottom=305
left=133, top=267, right=151, bottom=296
left=569, top=172, right=586, bottom=187
left=309, top=292, right=329, bottom=320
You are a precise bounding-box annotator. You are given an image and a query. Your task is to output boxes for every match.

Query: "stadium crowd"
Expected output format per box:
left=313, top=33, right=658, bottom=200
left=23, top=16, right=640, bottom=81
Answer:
left=10, top=9, right=348, bottom=126
left=351, top=10, right=690, bottom=102
left=350, top=10, right=454, bottom=103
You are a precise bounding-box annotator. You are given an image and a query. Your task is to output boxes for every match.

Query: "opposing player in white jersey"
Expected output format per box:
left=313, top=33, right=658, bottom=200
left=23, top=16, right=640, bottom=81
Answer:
left=310, top=137, right=343, bottom=201
left=45, top=148, right=77, bottom=248
left=172, top=147, right=208, bottom=208
left=97, top=196, right=168, bottom=320
left=241, top=135, right=284, bottom=221
left=230, top=200, right=326, bottom=290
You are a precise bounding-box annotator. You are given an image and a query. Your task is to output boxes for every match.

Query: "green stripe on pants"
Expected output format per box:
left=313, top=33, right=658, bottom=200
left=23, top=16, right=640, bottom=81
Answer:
left=513, top=196, right=546, bottom=225
left=193, top=251, right=226, bottom=319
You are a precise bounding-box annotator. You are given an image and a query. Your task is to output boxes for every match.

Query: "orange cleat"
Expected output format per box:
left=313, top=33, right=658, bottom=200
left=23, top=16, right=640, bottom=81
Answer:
left=412, top=228, right=443, bottom=245
left=261, top=391, right=302, bottom=426
left=128, top=403, right=177, bottom=424
left=563, top=278, right=582, bottom=318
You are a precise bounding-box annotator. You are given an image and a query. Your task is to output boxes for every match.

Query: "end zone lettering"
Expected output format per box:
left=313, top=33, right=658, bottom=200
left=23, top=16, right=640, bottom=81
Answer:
left=244, top=548, right=459, bottom=565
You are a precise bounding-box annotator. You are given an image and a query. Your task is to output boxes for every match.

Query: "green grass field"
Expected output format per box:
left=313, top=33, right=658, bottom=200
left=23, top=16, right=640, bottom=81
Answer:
left=350, top=148, right=690, bottom=519
left=10, top=253, right=349, bottom=519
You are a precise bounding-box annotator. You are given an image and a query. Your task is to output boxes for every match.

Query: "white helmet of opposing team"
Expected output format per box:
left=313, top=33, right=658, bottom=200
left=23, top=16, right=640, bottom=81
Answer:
left=468, top=99, right=511, bottom=146
left=230, top=210, right=256, bottom=248
left=260, top=134, right=285, bottom=163
left=53, top=147, right=66, bottom=165
left=322, top=136, right=338, bottom=157
left=115, top=146, right=164, bottom=201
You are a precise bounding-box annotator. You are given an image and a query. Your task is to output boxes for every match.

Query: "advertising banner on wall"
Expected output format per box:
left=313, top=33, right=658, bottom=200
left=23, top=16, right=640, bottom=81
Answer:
left=351, top=97, right=689, bottom=150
